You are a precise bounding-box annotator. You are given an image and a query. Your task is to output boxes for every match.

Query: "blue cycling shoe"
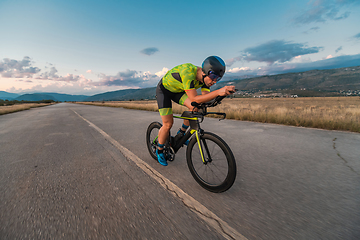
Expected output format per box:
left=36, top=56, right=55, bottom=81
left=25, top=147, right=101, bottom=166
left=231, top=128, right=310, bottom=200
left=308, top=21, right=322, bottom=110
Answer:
left=156, top=149, right=168, bottom=166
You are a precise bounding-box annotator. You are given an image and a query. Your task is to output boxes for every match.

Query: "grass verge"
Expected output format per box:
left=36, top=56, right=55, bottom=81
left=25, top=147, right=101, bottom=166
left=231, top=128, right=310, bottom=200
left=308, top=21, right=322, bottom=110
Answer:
left=0, top=103, right=55, bottom=115
left=77, top=97, right=360, bottom=133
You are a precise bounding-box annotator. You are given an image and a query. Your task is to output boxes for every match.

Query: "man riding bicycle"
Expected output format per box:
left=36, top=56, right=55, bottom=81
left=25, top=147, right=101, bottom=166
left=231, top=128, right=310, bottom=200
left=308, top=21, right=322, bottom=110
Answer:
left=156, top=56, right=235, bottom=166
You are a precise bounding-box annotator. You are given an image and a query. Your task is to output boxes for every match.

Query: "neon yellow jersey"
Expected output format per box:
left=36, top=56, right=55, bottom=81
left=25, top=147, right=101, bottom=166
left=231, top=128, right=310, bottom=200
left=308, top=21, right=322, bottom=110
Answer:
left=162, top=63, right=210, bottom=93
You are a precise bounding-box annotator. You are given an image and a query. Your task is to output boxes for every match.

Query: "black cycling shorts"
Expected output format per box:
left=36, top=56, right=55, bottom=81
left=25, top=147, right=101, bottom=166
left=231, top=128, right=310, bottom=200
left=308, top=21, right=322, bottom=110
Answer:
left=156, top=79, right=188, bottom=116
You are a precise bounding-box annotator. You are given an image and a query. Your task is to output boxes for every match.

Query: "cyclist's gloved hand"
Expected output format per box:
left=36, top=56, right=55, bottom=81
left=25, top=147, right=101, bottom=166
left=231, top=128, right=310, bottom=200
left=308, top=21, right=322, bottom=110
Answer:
left=219, top=86, right=235, bottom=96
left=191, top=101, right=200, bottom=108
left=191, top=102, right=200, bottom=112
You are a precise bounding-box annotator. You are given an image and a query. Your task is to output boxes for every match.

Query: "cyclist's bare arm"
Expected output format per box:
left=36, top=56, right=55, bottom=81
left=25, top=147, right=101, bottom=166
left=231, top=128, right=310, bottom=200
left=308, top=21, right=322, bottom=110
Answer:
left=186, top=86, right=235, bottom=104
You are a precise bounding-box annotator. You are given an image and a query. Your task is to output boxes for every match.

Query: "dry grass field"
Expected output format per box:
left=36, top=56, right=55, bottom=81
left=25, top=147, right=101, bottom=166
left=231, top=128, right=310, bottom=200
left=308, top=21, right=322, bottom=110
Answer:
left=0, top=103, right=54, bottom=115
left=78, top=96, right=360, bottom=133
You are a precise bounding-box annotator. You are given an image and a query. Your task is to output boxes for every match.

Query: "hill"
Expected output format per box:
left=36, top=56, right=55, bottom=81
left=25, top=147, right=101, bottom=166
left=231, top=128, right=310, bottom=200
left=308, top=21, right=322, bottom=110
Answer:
left=1, top=65, right=359, bottom=101
left=84, top=87, right=156, bottom=101
left=0, top=91, right=20, bottom=100
left=15, top=93, right=59, bottom=101
left=41, top=93, right=89, bottom=102
left=84, top=65, right=360, bottom=100
left=212, top=66, right=360, bottom=97
left=215, top=66, right=360, bottom=91
left=13, top=92, right=89, bottom=102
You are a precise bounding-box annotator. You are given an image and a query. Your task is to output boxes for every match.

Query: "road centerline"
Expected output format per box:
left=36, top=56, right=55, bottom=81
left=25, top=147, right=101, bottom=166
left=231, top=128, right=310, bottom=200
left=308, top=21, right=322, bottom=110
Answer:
left=72, top=109, right=247, bottom=240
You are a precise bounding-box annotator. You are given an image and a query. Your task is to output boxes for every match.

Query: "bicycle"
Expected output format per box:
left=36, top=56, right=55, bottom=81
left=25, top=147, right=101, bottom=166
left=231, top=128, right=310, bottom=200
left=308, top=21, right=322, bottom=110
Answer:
left=146, top=95, right=236, bottom=193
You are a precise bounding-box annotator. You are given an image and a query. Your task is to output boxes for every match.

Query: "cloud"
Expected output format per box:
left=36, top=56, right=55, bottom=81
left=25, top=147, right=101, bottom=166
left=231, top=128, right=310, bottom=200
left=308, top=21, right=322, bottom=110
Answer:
left=0, top=56, right=41, bottom=78
left=95, top=69, right=159, bottom=88
left=225, top=57, right=243, bottom=67
left=1, top=56, right=166, bottom=94
left=57, top=74, right=81, bottom=82
left=353, top=32, right=360, bottom=40
left=324, top=54, right=334, bottom=59
left=229, top=40, right=323, bottom=66
left=118, top=69, right=138, bottom=78
left=35, top=66, right=59, bottom=79
left=224, top=53, right=360, bottom=79
left=303, top=26, right=320, bottom=34
left=335, top=46, right=343, bottom=53
left=293, top=0, right=358, bottom=25
left=272, top=53, right=360, bottom=73
left=1, top=56, right=165, bottom=91
left=34, top=66, right=91, bottom=84
left=140, top=47, right=159, bottom=56
left=155, top=67, right=169, bottom=77
left=228, top=67, right=250, bottom=73
left=16, top=79, right=33, bottom=83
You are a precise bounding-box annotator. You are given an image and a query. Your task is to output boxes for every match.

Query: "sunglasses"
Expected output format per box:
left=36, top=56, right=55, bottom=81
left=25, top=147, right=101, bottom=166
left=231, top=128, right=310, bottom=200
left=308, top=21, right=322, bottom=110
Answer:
left=208, top=71, right=222, bottom=82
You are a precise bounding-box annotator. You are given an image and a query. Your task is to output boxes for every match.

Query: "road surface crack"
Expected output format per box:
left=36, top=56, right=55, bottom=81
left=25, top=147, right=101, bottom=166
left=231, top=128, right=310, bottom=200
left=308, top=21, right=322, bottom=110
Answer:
left=332, top=138, right=358, bottom=175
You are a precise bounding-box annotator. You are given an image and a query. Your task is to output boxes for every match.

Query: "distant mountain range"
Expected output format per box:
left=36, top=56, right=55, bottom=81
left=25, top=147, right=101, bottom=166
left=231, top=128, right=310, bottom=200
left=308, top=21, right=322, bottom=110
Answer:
left=84, top=87, right=156, bottom=101
left=0, top=92, right=89, bottom=102
left=16, top=93, right=89, bottom=102
left=213, top=65, right=360, bottom=92
left=1, top=65, right=359, bottom=101
left=0, top=91, right=19, bottom=100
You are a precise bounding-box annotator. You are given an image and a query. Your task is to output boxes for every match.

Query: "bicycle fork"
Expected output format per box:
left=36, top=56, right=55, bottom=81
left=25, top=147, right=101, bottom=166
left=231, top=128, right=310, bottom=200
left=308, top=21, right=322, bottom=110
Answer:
left=191, top=129, right=212, bottom=164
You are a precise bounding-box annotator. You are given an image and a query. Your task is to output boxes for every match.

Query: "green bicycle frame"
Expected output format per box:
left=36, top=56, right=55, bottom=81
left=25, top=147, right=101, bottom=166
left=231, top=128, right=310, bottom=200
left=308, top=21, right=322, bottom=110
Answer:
left=172, top=112, right=207, bottom=163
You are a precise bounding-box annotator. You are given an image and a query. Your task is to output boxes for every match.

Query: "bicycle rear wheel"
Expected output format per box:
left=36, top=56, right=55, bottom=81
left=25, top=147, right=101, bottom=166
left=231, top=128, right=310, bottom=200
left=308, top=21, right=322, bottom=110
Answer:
left=186, top=132, right=236, bottom=193
left=146, top=122, right=162, bottom=161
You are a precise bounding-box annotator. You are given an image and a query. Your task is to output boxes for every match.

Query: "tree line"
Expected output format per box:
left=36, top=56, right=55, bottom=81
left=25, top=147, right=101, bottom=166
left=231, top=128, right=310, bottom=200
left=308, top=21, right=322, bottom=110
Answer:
left=0, top=99, right=56, bottom=106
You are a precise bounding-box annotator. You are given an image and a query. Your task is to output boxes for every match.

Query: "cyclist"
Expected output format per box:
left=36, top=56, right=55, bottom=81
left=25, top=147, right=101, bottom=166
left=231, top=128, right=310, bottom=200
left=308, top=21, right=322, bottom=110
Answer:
left=155, top=56, right=235, bottom=166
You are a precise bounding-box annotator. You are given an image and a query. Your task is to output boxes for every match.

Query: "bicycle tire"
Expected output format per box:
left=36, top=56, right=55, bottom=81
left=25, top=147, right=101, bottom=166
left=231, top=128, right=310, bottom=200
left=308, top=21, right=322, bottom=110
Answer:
left=186, top=132, right=236, bottom=193
left=146, top=122, right=162, bottom=161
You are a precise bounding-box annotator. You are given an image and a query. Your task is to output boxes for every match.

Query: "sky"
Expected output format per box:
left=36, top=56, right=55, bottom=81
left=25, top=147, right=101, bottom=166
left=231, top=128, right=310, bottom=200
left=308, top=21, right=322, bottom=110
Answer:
left=1, top=0, right=360, bottom=95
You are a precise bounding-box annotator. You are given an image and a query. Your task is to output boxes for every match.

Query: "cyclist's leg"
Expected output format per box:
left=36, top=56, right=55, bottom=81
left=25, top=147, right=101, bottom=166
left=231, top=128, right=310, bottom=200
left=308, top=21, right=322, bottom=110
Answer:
left=158, top=114, right=173, bottom=148
left=156, top=115, right=172, bottom=166
left=156, top=80, right=174, bottom=165
left=156, top=80, right=174, bottom=148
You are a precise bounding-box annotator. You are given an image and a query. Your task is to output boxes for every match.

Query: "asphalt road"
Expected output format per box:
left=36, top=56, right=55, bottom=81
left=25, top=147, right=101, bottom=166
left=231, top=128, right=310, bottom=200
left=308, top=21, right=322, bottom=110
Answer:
left=1, top=103, right=359, bottom=239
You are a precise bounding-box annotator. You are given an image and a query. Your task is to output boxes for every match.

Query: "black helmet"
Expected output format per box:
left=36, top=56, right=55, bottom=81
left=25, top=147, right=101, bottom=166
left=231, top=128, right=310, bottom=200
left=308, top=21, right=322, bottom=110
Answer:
left=202, top=56, right=226, bottom=79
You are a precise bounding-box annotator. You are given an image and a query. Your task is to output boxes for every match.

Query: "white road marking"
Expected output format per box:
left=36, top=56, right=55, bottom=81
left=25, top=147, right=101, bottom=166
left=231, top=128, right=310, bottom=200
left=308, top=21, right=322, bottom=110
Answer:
left=73, top=110, right=247, bottom=240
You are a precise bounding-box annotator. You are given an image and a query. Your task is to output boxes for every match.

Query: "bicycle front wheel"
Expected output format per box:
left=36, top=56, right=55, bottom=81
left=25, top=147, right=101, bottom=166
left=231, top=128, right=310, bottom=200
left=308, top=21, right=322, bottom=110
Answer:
left=186, top=132, right=236, bottom=193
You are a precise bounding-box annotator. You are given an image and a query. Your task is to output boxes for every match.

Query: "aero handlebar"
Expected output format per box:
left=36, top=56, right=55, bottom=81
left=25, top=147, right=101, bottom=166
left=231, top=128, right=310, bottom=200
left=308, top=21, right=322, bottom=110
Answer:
left=191, top=89, right=237, bottom=120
